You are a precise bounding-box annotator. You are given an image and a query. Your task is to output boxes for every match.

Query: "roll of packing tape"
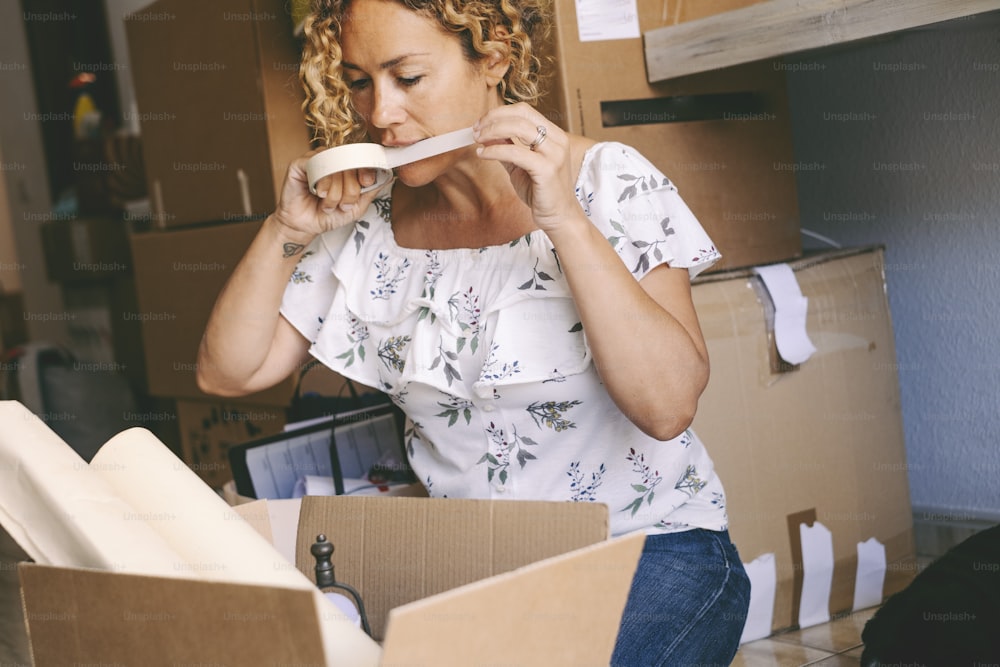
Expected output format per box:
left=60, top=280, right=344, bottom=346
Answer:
left=306, top=126, right=476, bottom=195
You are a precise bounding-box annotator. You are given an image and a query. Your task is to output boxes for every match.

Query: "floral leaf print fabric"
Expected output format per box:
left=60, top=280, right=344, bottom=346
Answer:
left=279, top=144, right=731, bottom=538
left=675, top=464, right=707, bottom=498
left=480, top=343, right=521, bottom=383
left=478, top=422, right=538, bottom=484
left=435, top=394, right=473, bottom=427
left=418, top=251, right=443, bottom=323
left=377, top=335, right=410, bottom=373
left=335, top=315, right=369, bottom=367
left=428, top=336, right=462, bottom=386
left=616, top=171, right=671, bottom=203
left=576, top=145, right=720, bottom=280
left=527, top=400, right=581, bottom=432
left=371, top=252, right=412, bottom=300
left=569, top=461, right=606, bottom=502
left=290, top=250, right=315, bottom=284
left=623, top=448, right=662, bottom=517
left=449, top=287, right=482, bottom=354
left=517, top=258, right=556, bottom=291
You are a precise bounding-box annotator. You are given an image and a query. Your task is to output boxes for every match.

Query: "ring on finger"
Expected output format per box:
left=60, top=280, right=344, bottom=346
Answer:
left=528, top=125, right=547, bottom=151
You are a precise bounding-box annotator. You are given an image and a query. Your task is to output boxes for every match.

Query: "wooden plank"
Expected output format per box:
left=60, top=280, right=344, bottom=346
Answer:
left=645, top=0, right=1000, bottom=82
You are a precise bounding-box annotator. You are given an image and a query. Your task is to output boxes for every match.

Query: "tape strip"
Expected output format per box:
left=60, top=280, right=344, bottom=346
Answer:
left=306, top=127, right=476, bottom=195
left=753, top=263, right=817, bottom=366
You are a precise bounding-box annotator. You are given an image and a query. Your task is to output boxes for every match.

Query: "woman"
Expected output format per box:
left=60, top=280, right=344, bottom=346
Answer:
left=197, top=0, right=750, bottom=663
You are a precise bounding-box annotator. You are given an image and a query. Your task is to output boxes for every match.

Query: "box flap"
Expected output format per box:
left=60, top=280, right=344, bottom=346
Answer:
left=19, top=563, right=326, bottom=666
left=380, top=532, right=645, bottom=666
left=230, top=498, right=274, bottom=544
left=295, top=496, right=610, bottom=639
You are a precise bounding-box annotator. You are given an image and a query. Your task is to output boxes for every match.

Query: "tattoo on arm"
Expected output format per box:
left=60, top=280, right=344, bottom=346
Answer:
left=282, top=242, right=305, bottom=258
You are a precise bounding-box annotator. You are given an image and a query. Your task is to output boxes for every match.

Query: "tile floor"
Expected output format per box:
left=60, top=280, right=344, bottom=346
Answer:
left=732, top=552, right=935, bottom=667
left=732, top=606, right=878, bottom=666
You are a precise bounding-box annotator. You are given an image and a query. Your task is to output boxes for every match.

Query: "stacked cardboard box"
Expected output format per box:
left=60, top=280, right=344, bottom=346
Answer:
left=538, top=0, right=801, bottom=272
left=124, top=0, right=321, bottom=478
left=125, top=0, right=310, bottom=228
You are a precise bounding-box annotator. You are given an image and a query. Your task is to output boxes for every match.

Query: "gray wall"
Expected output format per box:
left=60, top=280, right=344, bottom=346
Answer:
left=785, top=14, right=1000, bottom=522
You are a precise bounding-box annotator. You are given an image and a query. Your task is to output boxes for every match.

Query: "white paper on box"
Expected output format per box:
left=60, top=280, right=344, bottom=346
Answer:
left=739, top=553, right=777, bottom=644
left=753, top=263, right=817, bottom=365
left=853, top=537, right=887, bottom=611
left=94, top=428, right=382, bottom=665
left=575, top=0, right=640, bottom=41
left=0, top=401, right=185, bottom=574
left=267, top=498, right=303, bottom=567
left=798, top=521, right=834, bottom=628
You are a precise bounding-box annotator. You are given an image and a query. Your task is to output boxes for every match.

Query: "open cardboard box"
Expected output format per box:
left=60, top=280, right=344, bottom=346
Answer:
left=18, top=496, right=644, bottom=666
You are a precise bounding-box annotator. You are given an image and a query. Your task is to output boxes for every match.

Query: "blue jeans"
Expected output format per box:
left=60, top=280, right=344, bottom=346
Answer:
left=611, top=529, right=751, bottom=667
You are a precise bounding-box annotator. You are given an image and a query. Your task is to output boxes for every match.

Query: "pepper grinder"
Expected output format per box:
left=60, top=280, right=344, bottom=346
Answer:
left=311, top=534, right=372, bottom=636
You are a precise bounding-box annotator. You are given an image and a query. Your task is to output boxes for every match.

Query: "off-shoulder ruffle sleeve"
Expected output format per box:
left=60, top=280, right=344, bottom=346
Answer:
left=278, top=225, right=352, bottom=344
left=309, top=215, right=590, bottom=398
left=576, top=143, right=721, bottom=280
left=278, top=142, right=718, bottom=399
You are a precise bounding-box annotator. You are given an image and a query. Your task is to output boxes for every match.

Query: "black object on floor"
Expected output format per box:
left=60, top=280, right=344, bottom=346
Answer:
left=861, top=523, right=1000, bottom=666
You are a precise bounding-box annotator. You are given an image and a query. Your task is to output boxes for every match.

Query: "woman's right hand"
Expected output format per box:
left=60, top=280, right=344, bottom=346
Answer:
left=272, top=150, right=385, bottom=240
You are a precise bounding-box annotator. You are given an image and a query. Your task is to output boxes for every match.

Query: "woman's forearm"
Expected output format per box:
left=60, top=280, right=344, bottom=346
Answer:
left=196, top=214, right=315, bottom=395
left=546, top=214, right=709, bottom=440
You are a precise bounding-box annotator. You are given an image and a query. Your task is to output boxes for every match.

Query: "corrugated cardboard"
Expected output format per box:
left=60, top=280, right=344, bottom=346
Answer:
left=125, top=0, right=310, bottom=227
left=538, top=0, right=801, bottom=272
left=691, top=246, right=915, bottom=632
left=659, top=0, right=768, bottom=22
left=19, top=565, right=327, bottom=666
left=128, top=219, right=296, bottom=404
left=294, top=495, right=612, bottom=640
left=380, top=531, right=643, bottom=667
left=19, top=497, right=642, bottom=666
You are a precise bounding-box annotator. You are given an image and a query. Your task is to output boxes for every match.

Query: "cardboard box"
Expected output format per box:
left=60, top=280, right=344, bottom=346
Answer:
left=128, top=219, right=296, bottom=404
left=539, top=0, right=801, bottom=272
left=19, top=497, right=644, bottom=666
left=125, top=0, right=311, bottom=228
left=690, top=246, right=915, bottom=633
left=129, top=220, right=365, bottom=406
left=177, top=398, right=287, bottom=489
left=658, top=0, right=768, bottom=22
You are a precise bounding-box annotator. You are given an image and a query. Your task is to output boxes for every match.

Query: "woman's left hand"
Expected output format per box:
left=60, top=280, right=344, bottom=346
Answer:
left=473, top=103, right=582, bottom=233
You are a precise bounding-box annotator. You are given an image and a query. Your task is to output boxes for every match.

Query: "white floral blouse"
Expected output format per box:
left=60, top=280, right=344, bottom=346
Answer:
left=280, top=142, right=729, bottom=537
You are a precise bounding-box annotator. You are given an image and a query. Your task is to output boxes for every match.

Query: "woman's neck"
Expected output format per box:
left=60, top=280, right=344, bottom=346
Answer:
left=390, top=156, right=537, bottom=250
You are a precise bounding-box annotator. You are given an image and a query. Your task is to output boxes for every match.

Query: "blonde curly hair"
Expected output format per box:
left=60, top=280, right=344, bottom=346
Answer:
left=300, top=0, right=552, bottom=147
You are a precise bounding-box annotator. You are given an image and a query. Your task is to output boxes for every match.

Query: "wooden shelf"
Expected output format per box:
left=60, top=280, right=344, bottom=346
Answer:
left=644, top=0, right=1000, bottom=82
